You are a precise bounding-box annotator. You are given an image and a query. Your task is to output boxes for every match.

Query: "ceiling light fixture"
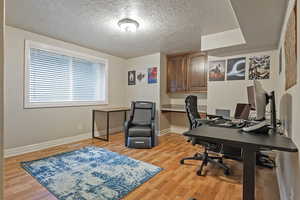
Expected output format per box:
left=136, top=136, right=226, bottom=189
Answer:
left=118, top=18, right=139, bottom=32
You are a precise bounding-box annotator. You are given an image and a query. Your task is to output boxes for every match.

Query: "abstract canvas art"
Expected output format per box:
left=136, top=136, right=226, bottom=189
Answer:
left=249, top=56, right=270, bottom=80
left=148, top=67, right=158, bottom=84
left=128, top=70, right=136, bottom=85
left=285, top=1, right=297, bottom=90
left=209, top=60, right=226, bottom=81
left=227, top=57, right=246, bottom=80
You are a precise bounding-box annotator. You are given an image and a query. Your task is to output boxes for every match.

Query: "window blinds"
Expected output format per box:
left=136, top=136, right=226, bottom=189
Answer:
left=27, top=47, right=106, bottom=107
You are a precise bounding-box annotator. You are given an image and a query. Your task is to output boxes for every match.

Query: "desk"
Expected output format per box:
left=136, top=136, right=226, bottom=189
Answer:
left=183, top=124, right=298, bottom=200
left=92, top=107, right=130, bottom=141
left=161, top=104, right=207, bottom=113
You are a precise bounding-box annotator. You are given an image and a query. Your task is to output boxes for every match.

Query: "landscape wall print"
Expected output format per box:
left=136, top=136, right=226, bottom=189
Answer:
left=285, top=1, right=297, bottom=90
left=248, top=56, right=270, bottom=80
left=148, top=67, right=158, bottom=84
left=209, top=60, right=226, bottom=81
left=227, top=57, right=246, bottom=80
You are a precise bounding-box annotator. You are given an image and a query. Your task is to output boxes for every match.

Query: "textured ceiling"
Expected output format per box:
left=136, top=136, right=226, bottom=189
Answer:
left=6, top=0, right=239, bottom=58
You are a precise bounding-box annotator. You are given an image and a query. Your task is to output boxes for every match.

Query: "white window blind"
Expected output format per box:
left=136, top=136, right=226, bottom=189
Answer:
left=25, top=41, right=108, bottom=108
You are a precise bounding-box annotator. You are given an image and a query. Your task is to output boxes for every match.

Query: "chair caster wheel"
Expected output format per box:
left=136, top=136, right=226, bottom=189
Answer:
left=224, top=169, right=230, bottom=176
left=196, top=170, right=204, bottom=176
left=180, top=159, right=184, bottom=164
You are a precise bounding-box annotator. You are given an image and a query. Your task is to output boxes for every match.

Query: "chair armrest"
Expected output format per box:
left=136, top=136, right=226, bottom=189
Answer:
left=124, top=119, right=132, bottom=130
left=124, top=119, right=133, bottom=147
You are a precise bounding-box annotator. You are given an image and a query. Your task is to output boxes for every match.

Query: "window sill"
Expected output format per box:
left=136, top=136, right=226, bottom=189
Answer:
left=24, top=101, right=108, bottom=109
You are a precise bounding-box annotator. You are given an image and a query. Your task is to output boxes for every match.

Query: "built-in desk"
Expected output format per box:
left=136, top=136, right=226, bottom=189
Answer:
left=160, top=104, right=207, bottom=114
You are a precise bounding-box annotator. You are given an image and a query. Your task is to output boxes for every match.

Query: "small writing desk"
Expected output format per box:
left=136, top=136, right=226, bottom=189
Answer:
left=183, top=124, right=298, bottom=200
left=92, top=107, right=130, bottom=141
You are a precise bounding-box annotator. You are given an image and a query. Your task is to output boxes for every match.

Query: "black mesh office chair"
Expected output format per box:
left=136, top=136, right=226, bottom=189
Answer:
left=124, top=101, right=156, bottom=149
left=180, top=95, right=237, bottom=176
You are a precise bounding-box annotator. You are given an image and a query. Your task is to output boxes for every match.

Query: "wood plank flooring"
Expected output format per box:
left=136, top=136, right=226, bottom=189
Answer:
left=4, top=133, right=280, bottom=200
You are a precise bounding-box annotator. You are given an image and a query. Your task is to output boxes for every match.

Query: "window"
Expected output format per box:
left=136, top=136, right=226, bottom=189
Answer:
left=24, top=41, right=108, bottom=108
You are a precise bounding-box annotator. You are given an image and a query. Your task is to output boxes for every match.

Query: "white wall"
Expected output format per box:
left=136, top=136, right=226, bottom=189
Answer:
left=275, top=0, right=300, bottom=199
left=201, top=28, right=246, bottom=51
left=4, top=26, right=127, bottom=149
left=0, top=0, right=4, bottom=198
left=126, top=53, right=160, bottom=105
left=207, top=50, right=278, bottom=116
left=126, top=53, right=161, bottom=134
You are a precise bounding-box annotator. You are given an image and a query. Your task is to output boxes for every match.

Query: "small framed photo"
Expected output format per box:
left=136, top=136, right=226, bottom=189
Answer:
left=128, top=70, right=136, bottom=85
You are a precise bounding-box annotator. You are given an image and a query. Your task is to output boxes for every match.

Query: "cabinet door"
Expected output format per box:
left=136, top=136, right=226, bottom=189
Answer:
left=167, top=55, right=187, bottom=93
left=187, top=55, right=207, bottom=92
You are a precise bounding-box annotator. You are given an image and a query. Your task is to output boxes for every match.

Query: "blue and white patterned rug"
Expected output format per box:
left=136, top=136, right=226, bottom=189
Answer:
left=21, top=146, right=162, bottom=200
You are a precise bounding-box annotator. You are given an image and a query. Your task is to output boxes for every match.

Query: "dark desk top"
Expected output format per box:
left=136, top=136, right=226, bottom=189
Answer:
left=160, top=104, right=207, bottom=113
left=183, top=124, right=298, bottom=152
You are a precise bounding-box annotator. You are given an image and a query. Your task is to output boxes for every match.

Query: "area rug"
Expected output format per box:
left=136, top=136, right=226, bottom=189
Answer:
left=21, top=146, right=162, bottom=200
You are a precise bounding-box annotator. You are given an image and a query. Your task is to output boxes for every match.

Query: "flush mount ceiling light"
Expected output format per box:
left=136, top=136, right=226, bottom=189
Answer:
left=118, top=18, right=139, bottom=32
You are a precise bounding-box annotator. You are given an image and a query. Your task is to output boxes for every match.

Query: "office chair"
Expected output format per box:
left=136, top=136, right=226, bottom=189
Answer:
left=180, top=95, right=233, bottom=176
left=124, top=101, right=156, bottom=149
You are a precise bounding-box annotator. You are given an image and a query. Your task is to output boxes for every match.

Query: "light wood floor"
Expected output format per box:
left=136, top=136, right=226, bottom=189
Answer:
left=4, top=133, right=280, bottom=200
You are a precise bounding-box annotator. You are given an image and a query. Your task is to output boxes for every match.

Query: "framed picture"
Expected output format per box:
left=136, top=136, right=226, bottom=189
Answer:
left=227, top=57, right=246, bottom=80
left=285, top=0, right=297, bottom=90
left=148, top=67, right=158, bottom=84
left=128, top=70, right=136, bottom=85
left=249, top=55, right=270, bottom=80
left=209, top=60, right=226, bottom=81
left=136, top=69, right=147, bottom=84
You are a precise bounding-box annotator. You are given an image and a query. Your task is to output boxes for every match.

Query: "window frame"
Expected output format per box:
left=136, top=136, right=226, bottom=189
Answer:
left=24, top=40, right=109, bottom=108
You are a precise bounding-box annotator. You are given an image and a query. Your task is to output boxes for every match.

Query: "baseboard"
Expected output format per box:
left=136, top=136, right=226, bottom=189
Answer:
left=159, top=128, right=170, bottom=136
left=4, top=126, right=125, bottom=158
left=4, top=133, right=91, bottom=158
left=170, top=126, right=188, bottom=134
left=276, top=154, right=289, bottom=200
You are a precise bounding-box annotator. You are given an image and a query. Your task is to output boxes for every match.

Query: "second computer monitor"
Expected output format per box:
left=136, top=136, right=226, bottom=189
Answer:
left=234, top=103, right=251, bottom=120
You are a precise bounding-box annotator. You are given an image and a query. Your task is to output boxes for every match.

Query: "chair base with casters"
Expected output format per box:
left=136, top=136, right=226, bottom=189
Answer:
left=180, top=149, right=230, bottom=176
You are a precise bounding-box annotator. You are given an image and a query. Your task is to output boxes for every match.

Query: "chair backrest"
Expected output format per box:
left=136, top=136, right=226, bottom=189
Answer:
left=130, top=101, right=156, bottom=126
left=185, top=95, right=201, bottom=130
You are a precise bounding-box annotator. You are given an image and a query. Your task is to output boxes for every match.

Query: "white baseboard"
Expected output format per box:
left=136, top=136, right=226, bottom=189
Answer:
left=4, top=133, right=91, bottom=158
left=4, top=126, right=125, bottom=158
left=159, top=128, right=170, bottom=136
left=276, top=154, right=289, bottom=200
left=158, top=126, right=188, bottom=135
left=170, top=125, right=188, bottom=134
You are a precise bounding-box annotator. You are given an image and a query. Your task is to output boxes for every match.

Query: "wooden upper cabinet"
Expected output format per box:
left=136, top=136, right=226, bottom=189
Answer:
left=166, top=52, right=207, bottom=93
left=167, top=55, right=187, bottom=93
left=187, top=53, right=207, bottom=92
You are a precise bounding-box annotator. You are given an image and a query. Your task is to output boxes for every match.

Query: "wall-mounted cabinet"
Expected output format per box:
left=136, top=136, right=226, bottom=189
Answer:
left=167, top=52, right=207, bottom=93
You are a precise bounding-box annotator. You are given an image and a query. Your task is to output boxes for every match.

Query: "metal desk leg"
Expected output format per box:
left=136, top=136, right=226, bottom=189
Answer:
left=92, top=110, right=95, bottom=138
left=124, top=110, right=127, bottom=121
left=106, top=112, right=110, bottom=141
left=243, top=146, right=256, bottom=200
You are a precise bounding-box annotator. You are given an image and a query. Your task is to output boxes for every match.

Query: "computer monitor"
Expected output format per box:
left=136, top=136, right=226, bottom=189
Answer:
left=247, top=80, right=277, bottom=130
left=234, top=103, right=251, bottom=120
